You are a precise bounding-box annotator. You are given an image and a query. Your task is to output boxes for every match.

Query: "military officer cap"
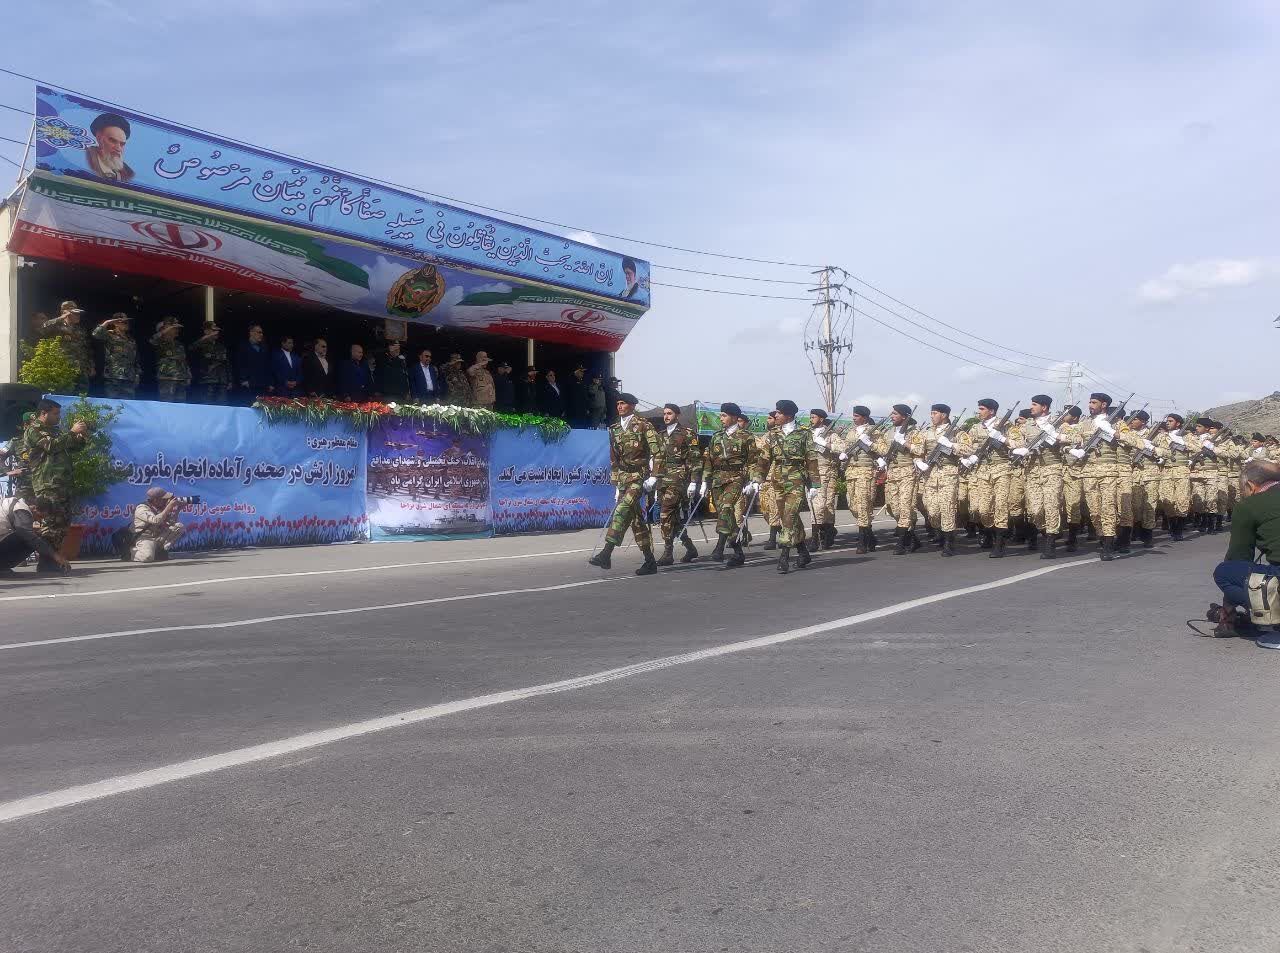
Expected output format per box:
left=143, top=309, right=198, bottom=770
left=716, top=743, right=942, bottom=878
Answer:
left=891, top=403, right=912, bottom=417
left=977, top=398, right=998, bottom=411
left=720, top=401, right=741, bottom=417
left=59, top=299, right=83, bottom=313
left=1131, top=410, right=1150, bottom=423
left=618, top=392, right=639, bottom=406
left=1031, top=394, right=1053, bottom=407
left=810, top=408, right=828, bottom=420
left=1065, top=405, right=1082, bottom=417
left=775, top=399, right=799, bottom=417
left=1090, top=392, right=1112, bottom=405
left=110, top=311, right=130, bottom=322
left=931, top=403, right=951, bottom=415
left=1168, top=412, right=1185, bottom=425
left=851, top=404, right=871, bottom=418
left=1254, top=432, right=1266, bottom=441
left=663, top=402, right=681, bottom=414
left=1018, top=409, right=1033, bottom=419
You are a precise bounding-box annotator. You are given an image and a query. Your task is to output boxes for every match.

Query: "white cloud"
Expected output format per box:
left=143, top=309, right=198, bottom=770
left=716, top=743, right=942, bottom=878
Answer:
left=848, top=392, right=923, bottom=415
left=565, top=230, right=602, bottom=247
left=1138, top=258, right=1274, bottom=303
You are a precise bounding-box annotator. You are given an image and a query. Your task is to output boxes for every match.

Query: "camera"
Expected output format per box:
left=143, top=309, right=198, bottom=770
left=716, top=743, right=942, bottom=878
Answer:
left=174, top=495, right=202, bottom=505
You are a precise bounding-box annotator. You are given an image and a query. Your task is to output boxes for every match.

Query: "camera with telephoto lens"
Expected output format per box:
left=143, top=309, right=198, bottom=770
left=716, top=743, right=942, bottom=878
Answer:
left=173, top=495, right=201, bottom=505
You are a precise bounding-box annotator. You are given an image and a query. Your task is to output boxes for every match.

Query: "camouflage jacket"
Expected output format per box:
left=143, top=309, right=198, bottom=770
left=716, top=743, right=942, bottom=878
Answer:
left=92, top=325, right=140, bottom=384
left=961, top=418, right=1024, bottom=477
left=752, top=424, right=819, bottom=491
left=609, top=415, right=660, bottom=485
left=1069, top=415, right=1140, bottom=475
left=810, top=425, right=842, bottom=476
left=702, top=426, right=757, bottom=488
left=654, top=423, right=703, bottom=484
left=42, top=319, right=94, bottom=378
left=190, top=337, right=231, bottom=386
left=22, top=421, right=87, bottom=497
left=444, top=365, right=473, bottom=406
left=150, top=331, right=191, bottom=383
left=874, top=425, right=926, bottom=476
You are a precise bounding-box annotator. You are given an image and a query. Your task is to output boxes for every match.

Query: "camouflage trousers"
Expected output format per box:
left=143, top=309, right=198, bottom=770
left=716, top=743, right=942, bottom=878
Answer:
left=157, top=380, right=188, bottom=402
left=102, top=380, right=136, bottom=399
left=922, top=468, right=960, bottom=533
left=711, top=481, right=743, bottom=538
left=1008, top=469, right=1026, bottom=519
left=1217, top=475, right=1231, bottom=514
left=810, top=466, right=838, bottom=524
left=1190, top=475, right=1218, bottom=515
left=1025, top=464, right=1064, bottom=535
left=1062, top=468, right=1084, bottom=525
left=1117, top=469, right=1134, bottom=528
left=33, top=492, right=74, bottom=552
left=969, top=467, right=1011, bottom=530
left=843, top=467, right=877, bottom=528
left=604, top=481, right=652, bottom=550
left=1083, top=474, right=1119, bottom=537
left=759, top=480, right=780, bottom=528
left=1159, top=470, right=1191, bottom=518
left=657, top=483, right=693, bottom=545
left=1132, top=475, right=1160, bottom=530
left=884, top=472, right=918, bottom=529
left=776, top=482, right=807, bottom=547
left=199, top=384, right=230, bottom=405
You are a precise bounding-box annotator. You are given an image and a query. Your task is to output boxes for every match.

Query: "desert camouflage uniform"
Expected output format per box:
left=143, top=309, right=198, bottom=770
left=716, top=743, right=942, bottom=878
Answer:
left=603, top=415, right=660, bottom=550
left=1021, top=415, right=1066, bottom=535
left=875, top=425, right=925, bottom=529
left=962, top=416, right=1024, bottom=532
left=809, top=422, right=841, bottom=539
left=1154, top=429, right=1196, bottom=518
left=1067, top=414, right=1125, bottom=538
left=833, top=423, right=882, bottom=532
left=916, top=420, right=972, bottom=534
left=1187, top=431, right=1219, bottom=518
left=755, top=428, right=781, bottom=530
left=1128, top=428, right=1163, bottom=531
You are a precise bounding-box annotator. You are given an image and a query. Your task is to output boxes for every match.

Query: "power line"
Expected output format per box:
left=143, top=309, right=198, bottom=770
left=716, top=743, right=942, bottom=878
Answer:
left=650, top=280, right=811, bottom=301
left=0, top=102, right=31, bottom=115
left=1077, top=365, right=1176, bottom=406
left=0, top=133, right=27, bottom=146
left=652, top=263, right=812, bottom=285
left=0, top=152, right=22, bottom=169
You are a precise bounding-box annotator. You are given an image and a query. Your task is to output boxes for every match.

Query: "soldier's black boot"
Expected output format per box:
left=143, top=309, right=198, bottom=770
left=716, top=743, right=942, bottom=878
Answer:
left=762, top=527, right=779, bottom=551
left=924, top=522, right=937, bottom=543
left=1026, top=525, right=1039, bottom=551
left=656, top=543, right=675, bottom=567
left=1040, top=533, right=1057, bottom=560
left=709, top=534, right=727, bottom=562
left=1214, top=514, right=1224, bottom=534
left=941, top=531, right=956, bottom=557
left=588, top=542, right=614, bottom=569
left=866, top=526, right=878, bottom=551
left=824, top=523, right=837, bottom=548
left=965, top=522, right=979, bottom=539
left=680, top=533, right=699, bottom=563
left=809, top=523, right=821, bottom=550
left=1086, top=523, right=1097, bottom=541
left=855, top=527, right=868, bottom=554
left=908, top=529, right=923, bottom=553
left=796, top=539, right=813, bottom=568
left=635, top=550, right=658, bottom=575
left=893, top=528, right=908, bottom=555
left=1116, top=526, right=1132, bottom=554
left=1099, top=537, right=1116, bottom=561
left=1158, top=511, right=1168, bottom=531
left=1141, top=526, right=1154, bottom=548
left=724, top=541, right=746, bottom=568
left=989, top=529, right=1006, bottom=558
left=979, top=529, right=994, bottom=550
left=1170, top=517, right=1185, bottom=541
left=1226, top=509, right=1233, bottom=524
left=1065, top=525, right=1079, bottom=553
left=776, top=546, right=791, bottom=574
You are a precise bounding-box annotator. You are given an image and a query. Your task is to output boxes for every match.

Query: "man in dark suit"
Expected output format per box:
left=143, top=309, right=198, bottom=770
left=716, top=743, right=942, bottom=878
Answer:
left=409, top=347, right=444, bottom=404
left=374, top=339, right=410, bottom=400
left=236, top=324, right=274, bottom=404
left=540, top=369, right=566, bottom=419
left=339, top=343, right=372, bottom=401
left=516, top=366, right=540, bottom=415
left=272, top=335, right=301, bottom=394
left=302, top=338, right=336, bottom=397
left=493, top=360, right=515, bottom=413
left=566, top=362, right=590, bottom=428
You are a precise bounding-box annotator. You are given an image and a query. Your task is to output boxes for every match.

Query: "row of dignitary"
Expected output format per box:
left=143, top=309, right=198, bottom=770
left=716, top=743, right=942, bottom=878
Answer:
left=589, top=392, right=1266, bottom=575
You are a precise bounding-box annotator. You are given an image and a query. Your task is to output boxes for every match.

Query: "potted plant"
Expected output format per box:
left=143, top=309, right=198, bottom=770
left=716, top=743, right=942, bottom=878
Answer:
left=58, top=399, right=129, bottom=560
left=18, top=336, right=80, bottom=394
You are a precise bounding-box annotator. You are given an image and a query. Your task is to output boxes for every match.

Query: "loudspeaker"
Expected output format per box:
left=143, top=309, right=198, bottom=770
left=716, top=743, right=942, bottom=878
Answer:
left=0, top=383, right=42, bottom=439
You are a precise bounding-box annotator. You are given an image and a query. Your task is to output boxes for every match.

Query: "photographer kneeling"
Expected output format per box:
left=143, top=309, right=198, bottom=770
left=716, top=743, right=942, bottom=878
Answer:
left=129, top=488, right=187, bottom=563
left=1212, top=459, right=1280, bottom=648
left=0, top=495, right=70, bottom=575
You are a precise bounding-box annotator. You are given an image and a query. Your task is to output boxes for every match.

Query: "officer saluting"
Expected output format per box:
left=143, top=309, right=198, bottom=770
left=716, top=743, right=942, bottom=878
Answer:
left=588, top=393, right=662, bottom=575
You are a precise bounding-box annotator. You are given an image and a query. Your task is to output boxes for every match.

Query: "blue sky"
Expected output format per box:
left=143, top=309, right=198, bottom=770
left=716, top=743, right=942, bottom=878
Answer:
left=3, top=0, right=1277, bottom=414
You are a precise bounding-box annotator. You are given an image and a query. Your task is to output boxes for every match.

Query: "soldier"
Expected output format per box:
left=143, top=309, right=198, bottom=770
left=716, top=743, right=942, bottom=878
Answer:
left=700, top=401, right=757, bottom=567
left=1188, top=418, right=1219, bottom=533
left=20, top=398, right=88, bottom=570
left=1007, top=407, right=1034, bottom=544
left=959, top=398, right=1023, bottom=558
left=808, top=408, right=840, bottom=549
left=833, top=404, right=880, bottom=554
left=876, top=403, right=925, bottom=555
left=653, top=403, right=702, bottom=566
left=40, top=301, right=95, bottom=392
left=751, top=399, right=819, bottom=573
left=189, top=318, right=232, bottom=404
left=733, top=411, right=758, bottom=545
left=1065, top=392, right=1125, bottom=560
left=588, top=393, right=661, bottom=575
left=1059, top=405, right=1085, bottom=550
left=1205, top=420, right=1235, bottom=532
left=915, top=403, right=970, bottom=557
left=1126, top=410, right=1162, bottom=549
left=1153, top=412, right=1195, bottom=541
left=1018, top=396, right=1066, bottom=558
left=92, top=312, right=140, bottom=399
left=150, top=317, right=191, bottom=402
left=757, top=411, right=784, bottom=550
left=444, top=354, right=473, bottom=407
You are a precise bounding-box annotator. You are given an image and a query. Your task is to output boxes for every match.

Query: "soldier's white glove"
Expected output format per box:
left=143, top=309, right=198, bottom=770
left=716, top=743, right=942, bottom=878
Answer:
left=1040, top=423, right=1058, bottom=438
left=1042, top=432, right=1058, bottom=446
left=813, top=435, right=828, bottom=448
left=859, top=434, right=873, bottom=448
left=937, top=436, right=954, bottom=450
left=1202, top=440, right=1215, bottom=452
left=686, top=481, right=697, bottom=496
left=876, top=457, right=887, bottom=469
left=643, top=476, right=657, bottom=492
left=962, top=455, right=979, bottom=468
left=988, top=430, right=1007, bottom=445
left=1012, top=447, right=1030, bottom=457
left=1143, top=439, right=1154, bottom=452
left=838, top=452, right=848, bottom=462
left=744, top=481, right=760, bottom=495
left=1096, top=419, right=1115, bottom=435
left=614, top=487, right=621, bottom=502
left=1069, top=448, right=1086, bottom=460
left=806, top=487, right=818, bottom=501
left=893, top=431, right=907, bottom=446
left=1169, top=433, right=1186, bottom=446
left=914, top=459, right=929, bottom=473
left=699, top=480, right=709, bottom=496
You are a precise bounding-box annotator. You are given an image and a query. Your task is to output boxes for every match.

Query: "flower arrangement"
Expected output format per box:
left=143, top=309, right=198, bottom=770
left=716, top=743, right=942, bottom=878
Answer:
left=252, top=397, right=570, bottom=441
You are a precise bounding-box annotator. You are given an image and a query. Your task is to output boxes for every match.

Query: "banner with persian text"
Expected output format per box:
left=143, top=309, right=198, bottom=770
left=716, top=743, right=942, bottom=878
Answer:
left=57, top=397, right=367, bottom=555
left=30, top=86, right=650, bottom=307
left=489, top=429, right=612, bottom=534
left=366, top=418, right=491, bottom=541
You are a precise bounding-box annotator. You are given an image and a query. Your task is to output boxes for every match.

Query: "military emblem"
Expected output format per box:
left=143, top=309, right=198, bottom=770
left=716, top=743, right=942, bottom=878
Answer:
left=386, top=263, right=446, bottom=318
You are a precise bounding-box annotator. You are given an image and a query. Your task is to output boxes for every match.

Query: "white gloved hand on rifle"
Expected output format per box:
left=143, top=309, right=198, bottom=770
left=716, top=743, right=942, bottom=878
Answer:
left=642, top=476, right=657, bottom=492
left=988, top=430, right=1006, bottom=444
left=838, top=452, right=848, bottom=462
left=1012, top=447, right=1030, bottom=457
left=962, top=454, right=979, bottom=468
left=687, top=481, right=698, bottom=496
left=1069, top=448, right=1086, bottom=460
left=893, top=431, right=907, bottom=446
left=806, top=486, right=818, bottom=502
left=699, top=480, right=709, bottom=496
left=1169, top=433, right=1186, bottom=447
left=744, top=481, right=760, bottom=495
left=937, top=435, right=954, bottom=450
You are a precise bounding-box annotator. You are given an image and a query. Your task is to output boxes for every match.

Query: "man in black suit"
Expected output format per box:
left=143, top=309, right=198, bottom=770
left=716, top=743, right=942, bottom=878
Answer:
left=236, top=324, right=274, bottom=404
left=493, top=360, right=515, bottom=413
left=302, top=338, right=336, bottom=397
left=516, top=366, right=540, bottom=415
left=272, top=335, right=301, bottom=395
left=374, top=339, right=411, bottom=400
left=540, top=369, right=566, bottom=419
left=409, top=347, right=444, bottom=404
left=339, top=343, right=372, bottom=401
left=566, top=362, right=590, bottom=428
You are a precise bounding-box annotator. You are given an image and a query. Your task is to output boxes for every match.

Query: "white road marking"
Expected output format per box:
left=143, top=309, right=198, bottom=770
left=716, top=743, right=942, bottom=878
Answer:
left=0, top=547, right=592, bottom=604
left=0, top=577, right=624, bottom=652
left=0, top=557, right=1092, bottom=825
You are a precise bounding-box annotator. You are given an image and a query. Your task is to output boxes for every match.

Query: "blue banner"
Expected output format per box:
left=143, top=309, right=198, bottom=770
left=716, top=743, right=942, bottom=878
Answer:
left=366, top=418, right=490, bottom=541
left=60, top=397, right=368, bottom=555
left=32, top=86, right=650, bottom=307
left=489, top=429, right=613, bottom=534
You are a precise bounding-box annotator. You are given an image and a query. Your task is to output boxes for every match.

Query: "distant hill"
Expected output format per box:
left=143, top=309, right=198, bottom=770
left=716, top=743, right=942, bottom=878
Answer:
left=1201, top=391, right=1280, bottom=436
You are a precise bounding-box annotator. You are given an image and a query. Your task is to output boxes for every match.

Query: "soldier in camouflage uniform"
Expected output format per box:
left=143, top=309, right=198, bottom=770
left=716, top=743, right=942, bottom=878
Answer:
left=914, top=403, right=973, bottom=557
left=959, top=398, right=1024, bottom=558
left=653, top=403, right=703, bottom=566
left=1017, top=396, right=1067, bottom=558
left=875, top=403, right=926, bottom=555
left=1153, top=413, right=1195, bottom=541
left=92, top=313, right=140, bottom=398
left=41, top=301, right=95, bottom=392
left=1206, top=420, right=1236, bottom=532
left=21, top=398, right=88, bottom=569
left=1005, top=409, right=1032, bottom=542
left=1058, top=405, right=1085, bottom=550
left=751, top=399, right=820, bottom=573
left=1187, top=418, right=1221, bottom=533
left=589, top=393, right=661, bottom=575
left=1126, top=410, right=1163, bottom=549
left=833, top=404, right=881, bottom=554
left=443, top=354, right=473, bottom=407
left=808, top=409, right=841, bottom=549
left=1065, top=393, right=1133, bottom=560
left=189, top=319, right=232, bottom=404
left=701, top=401, right=757, bottom=567
left=150, top=317, right=191, bottom=402
left=757, top=411, right=784, bottom=550
left=732, top=412, right=759, bottom=546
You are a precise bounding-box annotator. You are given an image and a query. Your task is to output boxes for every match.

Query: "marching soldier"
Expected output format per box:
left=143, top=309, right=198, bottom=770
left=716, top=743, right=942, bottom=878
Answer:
left=751, top=400, right=819, bottom=573
left=1153, top=412, right=1195, bottom=541
left=733, top=411, right=758, bottom=545
left=190, top=318, right=232, bottom=404
left=150, top=317, right=191, bottom=402
left=40, top=301, right=95, bottom=392
left=1019, top=396, right=1066, bottom=558
left=588, top=393, right=661, bottom=575
left=833, top=404, right=880, bottom=554
left=654, top=403, right=702, bottom=566
left=1059, top=405, right=1084, bottom=550
left=757, top=411, right=784, bottom=550
left=701, top=402, right=757, bottom=567
left=1007, top=408, right=1034, bottom=544
left=809, top=408, right=840, bottom=549
left=92, top=312, right=140, bottom=399
left=1205, top=420, right=1235, bottom=531
left=960, top=398, right=1023, bottom=558
left=916, top=403, right=970, bottom=557
left=876, top=403, right=925, bottom=555
left=1188, top=418, right=1219, bottom=533
left=20, top=398, right=88, bottom=570
left=1126, top=410, right=1162, bottom=549
left=1065, top=393, right=1124, bottom=560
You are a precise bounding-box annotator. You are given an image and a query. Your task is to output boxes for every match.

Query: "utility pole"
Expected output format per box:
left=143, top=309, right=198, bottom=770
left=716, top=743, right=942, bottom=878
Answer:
left=803, top=265, right=853, bottom=413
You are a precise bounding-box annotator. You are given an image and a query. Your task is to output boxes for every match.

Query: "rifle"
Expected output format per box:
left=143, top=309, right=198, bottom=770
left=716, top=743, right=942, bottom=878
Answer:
left=847, top=418, right=892, bottom=462
left=915, top=408, right=968, bottom=475
left=1190, top=425, right=1233, bottom=466
left=962, top=402, right=1019, bottom=470
left=882, top=404, right=919, bottom=465
left=1129, top=419, right=1167, bottom=466
left=1015, top=407, right=1073, bottom=466
left=1070, top=394, right=1137, bottom=465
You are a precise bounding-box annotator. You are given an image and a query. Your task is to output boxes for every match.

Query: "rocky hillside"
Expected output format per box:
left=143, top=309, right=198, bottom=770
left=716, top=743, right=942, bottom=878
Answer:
left=1202, top=391, right=1280, bottom=436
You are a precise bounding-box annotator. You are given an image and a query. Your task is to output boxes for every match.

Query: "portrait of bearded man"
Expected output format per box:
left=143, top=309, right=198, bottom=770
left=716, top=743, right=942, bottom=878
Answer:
left=85, top=112, right=135, bottom=184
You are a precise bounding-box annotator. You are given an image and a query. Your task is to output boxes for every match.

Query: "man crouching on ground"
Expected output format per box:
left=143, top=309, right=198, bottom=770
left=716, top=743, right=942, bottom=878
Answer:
left=131, top=488, right=186, bottom=563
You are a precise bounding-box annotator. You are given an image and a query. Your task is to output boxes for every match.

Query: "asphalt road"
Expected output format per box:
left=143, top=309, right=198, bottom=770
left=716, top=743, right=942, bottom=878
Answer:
left=1, top=521, right=1275, bottom=953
